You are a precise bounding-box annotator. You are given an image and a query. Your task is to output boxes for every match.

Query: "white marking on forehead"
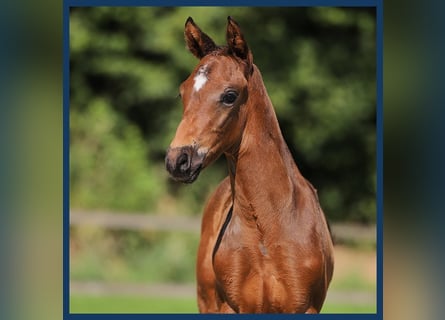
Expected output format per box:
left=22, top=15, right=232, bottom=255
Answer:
left=193, top=65, right=208, bottom=92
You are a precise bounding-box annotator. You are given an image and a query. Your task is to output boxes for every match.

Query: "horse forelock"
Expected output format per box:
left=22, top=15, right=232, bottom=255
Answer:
left=200, top=46, right=253, bottom=78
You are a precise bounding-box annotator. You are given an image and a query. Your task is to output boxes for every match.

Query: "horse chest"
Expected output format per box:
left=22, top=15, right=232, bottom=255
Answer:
left=213, top=223, right=300, bottom=312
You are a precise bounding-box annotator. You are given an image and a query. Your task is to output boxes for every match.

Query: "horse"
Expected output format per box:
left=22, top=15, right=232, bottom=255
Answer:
left=165, top=16, right=334, bottom=314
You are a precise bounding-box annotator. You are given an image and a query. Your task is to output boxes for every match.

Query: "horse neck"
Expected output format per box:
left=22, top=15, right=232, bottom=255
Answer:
left=226, top=65, right=305, bottom=223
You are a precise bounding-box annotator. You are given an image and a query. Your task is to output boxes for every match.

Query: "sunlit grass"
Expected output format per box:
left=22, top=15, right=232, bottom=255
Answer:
left=70, top=295, right=198, bottom=313
left=330, top=271, right=376, bottom=291
left=70, top=295, right=375, bottom=314
left=322, top=302, right=376, bottom=313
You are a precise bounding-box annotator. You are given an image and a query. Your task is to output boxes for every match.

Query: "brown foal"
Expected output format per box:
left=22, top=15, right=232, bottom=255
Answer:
left=165, top=16, right=334, bottom=313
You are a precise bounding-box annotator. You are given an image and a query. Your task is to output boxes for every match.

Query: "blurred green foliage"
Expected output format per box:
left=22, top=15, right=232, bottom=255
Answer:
left=69, top=7, right=376, bottom=293
left=70, top=98, right=165, bottom=211
left=70, top=7, right=376, bottom=221
left=70, top=226, right=199, bottom=283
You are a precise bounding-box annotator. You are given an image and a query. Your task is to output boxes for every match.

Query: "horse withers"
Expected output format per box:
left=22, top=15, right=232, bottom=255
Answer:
left=165, top=16, right=334, bottom=313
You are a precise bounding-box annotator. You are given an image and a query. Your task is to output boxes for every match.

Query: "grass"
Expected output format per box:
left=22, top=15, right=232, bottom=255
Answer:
left=322, top=302, right=376, bottom=313
left=70, top=295, right=198, bottom=313
left=70, top=295, right=375, bottom=314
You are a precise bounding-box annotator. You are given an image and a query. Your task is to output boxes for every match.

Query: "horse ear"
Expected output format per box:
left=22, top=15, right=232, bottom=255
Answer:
left=184, top=17, right=217, bottom=59
left=226, top=16, right=253, bottom=75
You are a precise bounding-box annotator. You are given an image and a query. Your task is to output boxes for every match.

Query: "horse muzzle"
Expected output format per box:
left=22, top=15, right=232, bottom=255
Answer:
left=165, top=145, right=206, bottom=183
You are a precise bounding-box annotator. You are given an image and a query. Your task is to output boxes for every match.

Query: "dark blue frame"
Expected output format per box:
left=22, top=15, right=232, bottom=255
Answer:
left=63, top=1, right=383, bottom=319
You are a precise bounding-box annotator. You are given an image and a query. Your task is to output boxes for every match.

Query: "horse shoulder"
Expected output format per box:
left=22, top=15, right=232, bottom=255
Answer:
left=197, top=176, right=233, bottom=312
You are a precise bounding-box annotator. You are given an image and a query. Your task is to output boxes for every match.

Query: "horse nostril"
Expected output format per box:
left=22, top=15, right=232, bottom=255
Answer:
left=177, top=152, right=190, bottom=172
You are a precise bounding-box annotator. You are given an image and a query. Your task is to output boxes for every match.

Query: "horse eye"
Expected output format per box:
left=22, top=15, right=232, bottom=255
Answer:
left=221, top=91, right=238, bottom=106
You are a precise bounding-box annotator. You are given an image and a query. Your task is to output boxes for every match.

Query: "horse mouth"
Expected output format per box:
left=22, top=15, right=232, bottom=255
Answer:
left=165, top=145, right=206, bottom=184
left=173, top=165, right=203, bottom=184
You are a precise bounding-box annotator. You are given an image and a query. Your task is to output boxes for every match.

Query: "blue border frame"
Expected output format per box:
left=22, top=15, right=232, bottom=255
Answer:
left=67, top=0, right=378, bottom=6
left=63, top=0, right=71, bottom=318
left=375, top=1, right=383, bottom=317
left=63, top=1, right=383, bottom=319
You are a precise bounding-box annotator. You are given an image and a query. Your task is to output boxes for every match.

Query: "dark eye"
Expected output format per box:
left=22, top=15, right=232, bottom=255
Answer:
left=221, top=91, right=238, bottom=106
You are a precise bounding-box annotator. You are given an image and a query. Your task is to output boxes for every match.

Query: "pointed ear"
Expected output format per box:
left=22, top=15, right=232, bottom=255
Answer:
left=226, top=16, right=253, bottom=75
left=184, top=17, right=217, bottom=59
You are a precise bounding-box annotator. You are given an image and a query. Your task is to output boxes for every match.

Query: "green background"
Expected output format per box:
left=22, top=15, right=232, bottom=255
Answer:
left=70, top=6, right=376, bottom=222
left=69, top=6, right=376, bottom=314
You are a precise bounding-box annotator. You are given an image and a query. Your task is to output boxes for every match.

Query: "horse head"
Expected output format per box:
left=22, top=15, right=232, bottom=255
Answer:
left=166, top=17, right=253, bottom=183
